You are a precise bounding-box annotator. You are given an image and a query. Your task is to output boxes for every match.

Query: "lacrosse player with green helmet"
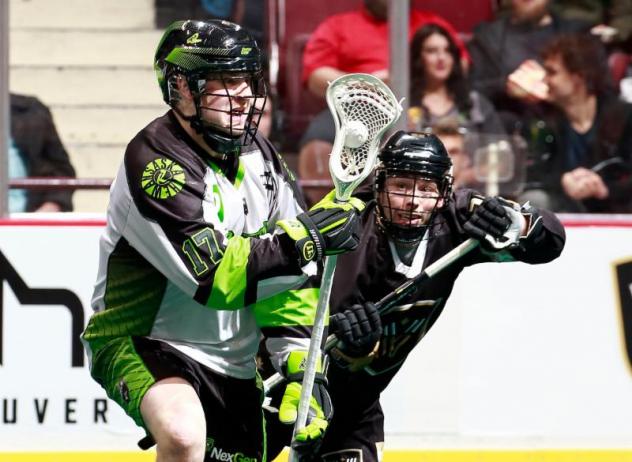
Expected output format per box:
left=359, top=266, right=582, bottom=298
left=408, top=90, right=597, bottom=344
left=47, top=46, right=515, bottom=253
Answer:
left=81, top=19, right=366, bottom=461
left=265, top=130, right=566, bottom=462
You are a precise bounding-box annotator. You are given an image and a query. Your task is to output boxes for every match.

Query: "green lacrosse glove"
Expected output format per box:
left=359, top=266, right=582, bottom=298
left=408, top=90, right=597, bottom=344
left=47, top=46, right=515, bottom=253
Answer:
left=278, top=190, right=365, bottom=267
left=279, top=351, right=333, bottom=457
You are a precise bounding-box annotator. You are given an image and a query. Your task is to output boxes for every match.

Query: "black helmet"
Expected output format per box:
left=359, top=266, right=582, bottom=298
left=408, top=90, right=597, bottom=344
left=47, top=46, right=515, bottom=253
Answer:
left=375, top=131, right=453, bottom=241
left=154, top=20, right=267, bottom=156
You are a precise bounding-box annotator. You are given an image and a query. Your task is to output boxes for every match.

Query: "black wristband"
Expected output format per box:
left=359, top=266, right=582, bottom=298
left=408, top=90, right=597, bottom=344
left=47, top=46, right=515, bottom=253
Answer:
left=297, top=212, right=325, bottom=261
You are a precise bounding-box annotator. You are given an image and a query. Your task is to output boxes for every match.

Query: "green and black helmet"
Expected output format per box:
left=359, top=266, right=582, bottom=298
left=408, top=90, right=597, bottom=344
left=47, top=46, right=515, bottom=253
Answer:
left=375, top=131, right=453, bottom=241
left=154, top=19, right=267, bottom=156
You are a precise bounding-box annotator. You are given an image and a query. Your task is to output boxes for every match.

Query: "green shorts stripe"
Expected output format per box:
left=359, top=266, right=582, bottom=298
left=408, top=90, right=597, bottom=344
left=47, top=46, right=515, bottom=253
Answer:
left=89, top=336, right=155, bottom=429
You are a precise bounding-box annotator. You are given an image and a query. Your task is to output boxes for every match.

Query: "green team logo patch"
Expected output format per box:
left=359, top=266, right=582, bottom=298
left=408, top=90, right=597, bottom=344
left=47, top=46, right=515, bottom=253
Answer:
left=141, top=158, right=186, bottom=199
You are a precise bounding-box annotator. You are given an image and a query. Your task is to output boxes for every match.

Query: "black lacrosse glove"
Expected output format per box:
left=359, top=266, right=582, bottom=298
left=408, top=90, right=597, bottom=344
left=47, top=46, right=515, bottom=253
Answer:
left=278, top=191, right=365, bottom=267
left=330, top=302, right=382, bottom=358
left=463, top=197, right=513, bottom=245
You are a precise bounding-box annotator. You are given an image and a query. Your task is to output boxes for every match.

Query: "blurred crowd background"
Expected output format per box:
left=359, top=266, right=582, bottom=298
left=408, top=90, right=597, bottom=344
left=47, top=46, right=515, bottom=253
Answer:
left=6, top=0, right=632, bottom=214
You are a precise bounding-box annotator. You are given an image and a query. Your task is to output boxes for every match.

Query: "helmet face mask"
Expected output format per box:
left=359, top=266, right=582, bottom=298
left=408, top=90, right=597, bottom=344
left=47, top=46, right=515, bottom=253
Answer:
left=154, top=20, right=267, bottom=156
left=375, top=131, right=453, bottom=242
left=191, top=71, right=266, bottom=143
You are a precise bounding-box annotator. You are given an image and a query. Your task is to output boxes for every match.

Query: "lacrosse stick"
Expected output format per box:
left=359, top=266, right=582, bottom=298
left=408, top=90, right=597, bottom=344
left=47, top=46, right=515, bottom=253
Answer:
left=289, top=74, right=401, bottom=461
left=264, top=237, right=478, bottom=396
left=266, top=219, right=524, bottom=396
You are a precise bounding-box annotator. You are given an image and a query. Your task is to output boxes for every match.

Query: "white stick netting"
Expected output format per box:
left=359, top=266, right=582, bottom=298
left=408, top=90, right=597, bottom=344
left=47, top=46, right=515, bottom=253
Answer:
left=327, top=74, right=401, bottom=191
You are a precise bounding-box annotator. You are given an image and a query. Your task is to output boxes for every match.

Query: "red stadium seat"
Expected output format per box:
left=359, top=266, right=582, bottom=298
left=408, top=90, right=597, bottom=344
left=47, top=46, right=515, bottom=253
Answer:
left=270, top=0, right=360, bottom=151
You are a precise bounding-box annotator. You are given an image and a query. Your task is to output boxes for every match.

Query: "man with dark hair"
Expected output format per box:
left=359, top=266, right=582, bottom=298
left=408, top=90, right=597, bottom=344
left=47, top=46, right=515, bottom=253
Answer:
left=521, top=33, right=632, bottom=212
left=265, top=131, right=565, bottom=462
left=468, top=0, right=589, bottom=123
left=297, top=0, right=470, bottom=206
left=302, top=0, right=469, bottom=99
left=81, top=19, right=365, bottom=462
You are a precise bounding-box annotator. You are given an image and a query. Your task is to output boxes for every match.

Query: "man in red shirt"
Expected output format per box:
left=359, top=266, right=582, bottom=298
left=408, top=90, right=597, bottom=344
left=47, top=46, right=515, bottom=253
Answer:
left=302, top=0, right=470, bottom=98
left=297, top=0, right=471, bottom=208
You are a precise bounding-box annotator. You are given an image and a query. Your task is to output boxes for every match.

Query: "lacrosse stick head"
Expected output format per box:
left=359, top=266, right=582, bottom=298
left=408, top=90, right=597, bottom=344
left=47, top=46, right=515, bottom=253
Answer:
left=326, top=73, right=402, bottom=201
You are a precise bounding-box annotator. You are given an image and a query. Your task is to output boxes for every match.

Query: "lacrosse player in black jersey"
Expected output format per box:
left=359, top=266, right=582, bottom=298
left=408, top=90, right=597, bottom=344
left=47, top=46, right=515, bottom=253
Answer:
left=81, top=19, right=365, bottom=462
left=264, top=130, right=565, bottom=462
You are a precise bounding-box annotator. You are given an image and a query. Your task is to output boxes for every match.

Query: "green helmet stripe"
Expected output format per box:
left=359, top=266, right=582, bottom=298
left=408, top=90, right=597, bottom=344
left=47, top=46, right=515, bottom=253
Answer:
left=165, top=47, right=214, bottom=70
left=154, top=20, right=187, bottom=60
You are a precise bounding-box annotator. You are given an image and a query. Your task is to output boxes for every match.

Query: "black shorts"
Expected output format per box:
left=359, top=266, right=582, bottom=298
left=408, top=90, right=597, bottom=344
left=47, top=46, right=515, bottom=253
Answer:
left=318, top=396, right=384, bottom=462
left=133, top=337, right=265, bottom=461
left=319, top=364, right=388, bottom=462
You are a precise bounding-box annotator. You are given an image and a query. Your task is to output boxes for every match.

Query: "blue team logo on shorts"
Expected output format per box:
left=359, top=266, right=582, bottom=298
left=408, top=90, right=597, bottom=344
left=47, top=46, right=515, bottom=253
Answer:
left=141, top=158, right=186, bottom=199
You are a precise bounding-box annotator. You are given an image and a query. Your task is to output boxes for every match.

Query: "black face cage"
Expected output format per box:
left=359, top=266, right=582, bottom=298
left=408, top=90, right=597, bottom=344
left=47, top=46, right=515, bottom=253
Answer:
left=374, top=169, right=453, bottom=242
left=167, top=69, right=267, bottom=148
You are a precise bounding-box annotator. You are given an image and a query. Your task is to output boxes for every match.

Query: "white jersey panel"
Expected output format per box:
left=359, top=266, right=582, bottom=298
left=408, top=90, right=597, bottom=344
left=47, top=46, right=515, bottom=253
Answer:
left=91, top=128, right=309, bottom=379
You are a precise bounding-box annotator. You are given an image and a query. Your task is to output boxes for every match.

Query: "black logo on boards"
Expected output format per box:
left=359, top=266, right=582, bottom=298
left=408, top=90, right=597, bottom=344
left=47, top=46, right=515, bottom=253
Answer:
left=0, top=250, right=84, bottom=367
left=615, top=260, right=632, bottom=371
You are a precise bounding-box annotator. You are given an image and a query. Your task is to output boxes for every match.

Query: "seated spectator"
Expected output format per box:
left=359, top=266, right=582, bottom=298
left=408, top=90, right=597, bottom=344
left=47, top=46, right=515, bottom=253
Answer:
left=407, top=23, right=505, bottom=136
left=10, top=93, right=76, bottom=212
left=431, top=121, right=476, bottom=190
left=497, top=0, right=632, bottom=48
left=468, top=0, right=589, bottom=127
left=302, top=0, right=470, bottom=99
left=552, top=0, right=632, bottom=49
left=520, top=34, right=632, bottom=213
left=298, top=0, right=470, bottom=201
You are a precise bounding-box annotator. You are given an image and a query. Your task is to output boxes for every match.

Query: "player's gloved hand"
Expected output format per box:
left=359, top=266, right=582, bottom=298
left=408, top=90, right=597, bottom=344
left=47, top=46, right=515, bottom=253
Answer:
left=464, top=197, right=511, bottom=241
left=279, top=351, right=333, bottom=458
left=330, top=302, right=382, bottom=357
left=464, top=196, right=523, bottom=250
left=278, top=190, right=365, bottom=267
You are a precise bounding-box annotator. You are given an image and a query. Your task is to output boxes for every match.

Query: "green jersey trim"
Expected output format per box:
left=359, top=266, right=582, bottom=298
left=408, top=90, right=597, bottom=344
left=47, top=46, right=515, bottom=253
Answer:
left=206, top=235, right=250, bottom=310
left=252, top=288, right=322, bottom=327
left=207, top=158, right=246, bottom=188
left=234, top=160, right=246, bottom=189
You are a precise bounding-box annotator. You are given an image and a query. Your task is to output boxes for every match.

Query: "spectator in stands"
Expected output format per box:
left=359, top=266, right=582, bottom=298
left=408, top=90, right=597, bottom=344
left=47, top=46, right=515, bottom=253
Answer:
left=302, top=0, right=469, bottom=99
left=468, top=0, right=589, bottom=126
left=551, top=0, right=632, bottom=49
left=407, top=23, right=505, bottom=136
left=520, top=34, right=632, bottom=213
left=9, top=93, right=75, bottom=212
left=496, top=0, right=632, bottom=48
left=298, top=0, right=470, bottom=206
left=431, top=121, right=476, bottom=190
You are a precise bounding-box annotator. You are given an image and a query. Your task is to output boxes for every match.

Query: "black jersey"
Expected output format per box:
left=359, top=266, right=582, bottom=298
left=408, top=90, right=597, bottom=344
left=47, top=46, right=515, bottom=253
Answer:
left=264, top=189, right=565, bottom=462
left=329, top=188, right=566, bottom=390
